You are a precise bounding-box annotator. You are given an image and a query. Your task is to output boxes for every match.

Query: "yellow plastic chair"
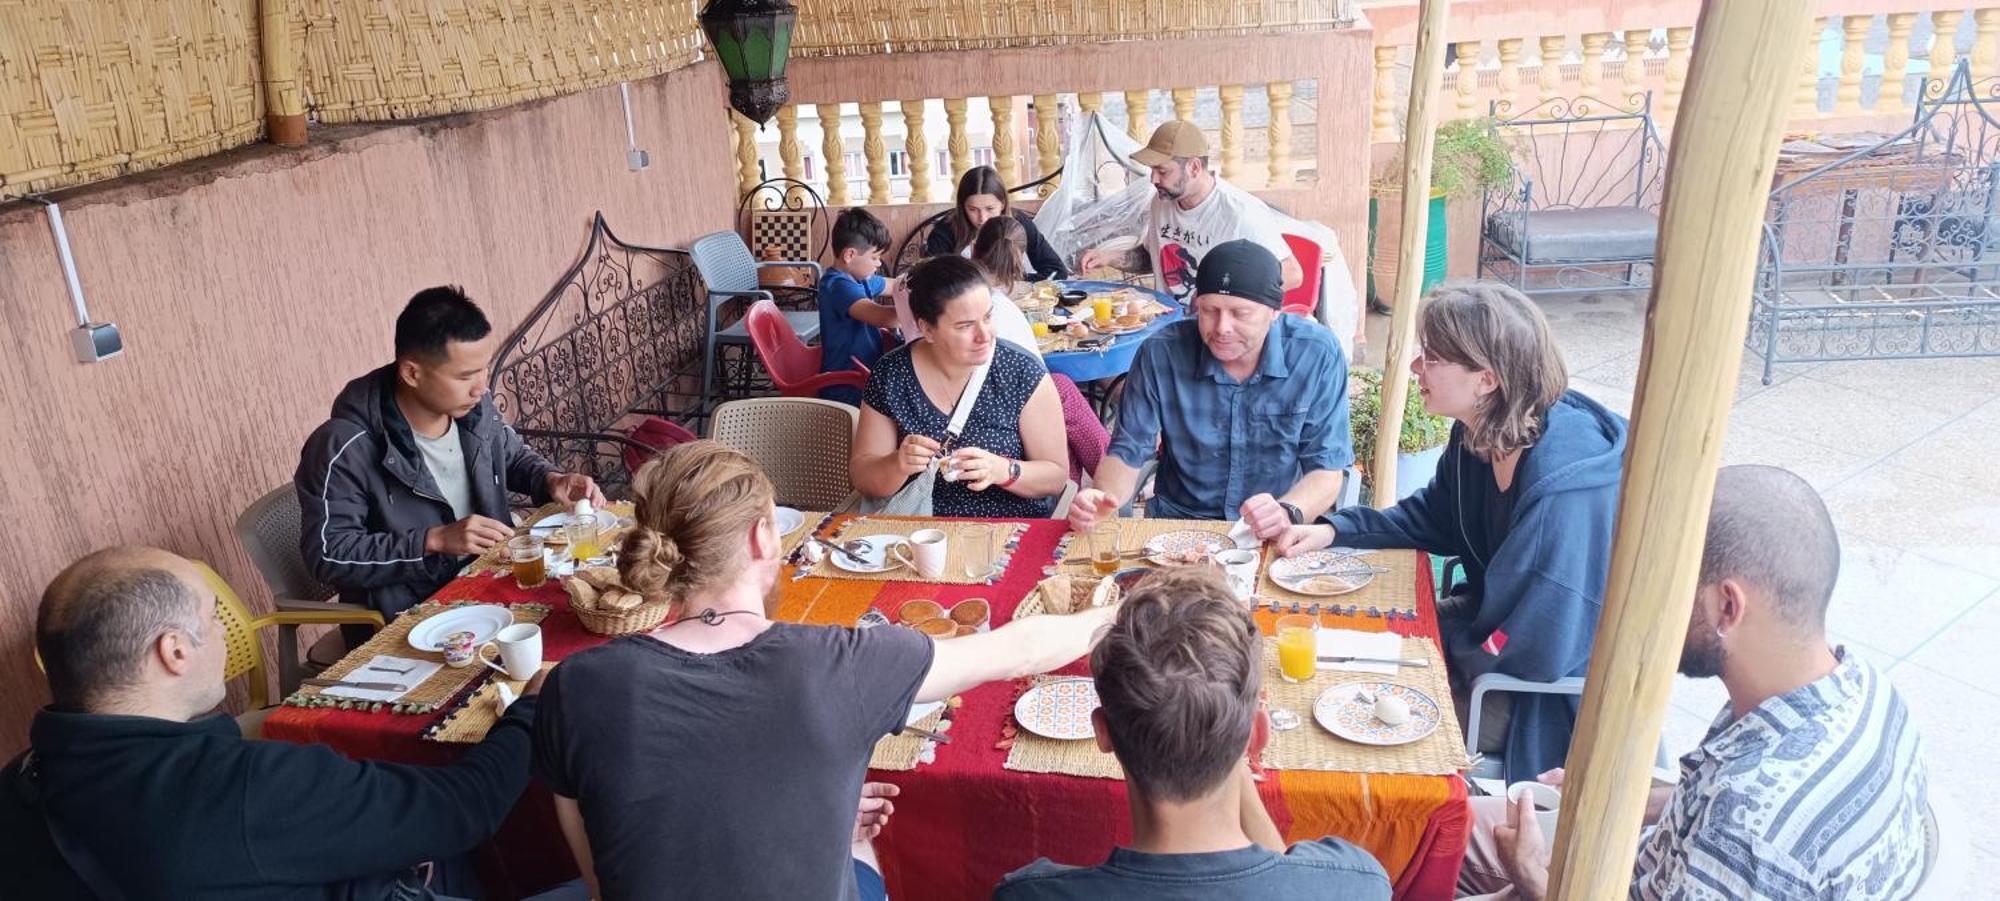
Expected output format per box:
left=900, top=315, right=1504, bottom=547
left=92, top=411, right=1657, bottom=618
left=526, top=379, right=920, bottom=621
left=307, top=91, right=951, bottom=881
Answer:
left=199, top=562, right=383, bottom=709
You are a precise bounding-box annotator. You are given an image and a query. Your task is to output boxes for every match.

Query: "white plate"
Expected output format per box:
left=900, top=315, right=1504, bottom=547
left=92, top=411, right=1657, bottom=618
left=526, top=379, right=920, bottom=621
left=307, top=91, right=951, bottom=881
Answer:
left=1269, top=550, right=1377, bottom=596
left=827, top=534, right=909, bottom=574
left=1312, top=682, right=1443, bottom=746
left=406, top=604, right=515, bottom=652
left=775, top=506, right=806, bottom=537
left=1142, top=530, right=1234, bottom=567
left=529, top=511, right=599, bottom=533
left=1013, top=677, right=1099, bottom=740
left=1094, top=235, right=1141, bottom=254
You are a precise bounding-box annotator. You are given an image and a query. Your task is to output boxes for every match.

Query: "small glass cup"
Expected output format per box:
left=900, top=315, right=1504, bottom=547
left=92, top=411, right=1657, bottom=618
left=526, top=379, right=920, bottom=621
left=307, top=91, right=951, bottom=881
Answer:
left=1089, top=522, right=1123, bottom=576
left=960, top=523, right=998, bottom=579
left=566, top=513, right=601, bottom=562
left=1275, top=614, right=1318, bottom=684
left=507, top=534, right=547, bottom=589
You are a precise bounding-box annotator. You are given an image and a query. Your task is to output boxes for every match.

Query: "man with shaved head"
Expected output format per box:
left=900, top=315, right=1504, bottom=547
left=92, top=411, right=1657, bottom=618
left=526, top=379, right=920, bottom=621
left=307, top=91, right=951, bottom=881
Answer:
left=1460, top=466, right=1931, bottom=900
left=1, top=546, right=564, bottom=900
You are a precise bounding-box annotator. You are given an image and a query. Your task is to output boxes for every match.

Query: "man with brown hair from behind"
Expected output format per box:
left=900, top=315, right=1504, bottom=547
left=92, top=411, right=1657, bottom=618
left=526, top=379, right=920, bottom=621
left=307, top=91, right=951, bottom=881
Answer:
left=993, top=568, right=1391, bottom=900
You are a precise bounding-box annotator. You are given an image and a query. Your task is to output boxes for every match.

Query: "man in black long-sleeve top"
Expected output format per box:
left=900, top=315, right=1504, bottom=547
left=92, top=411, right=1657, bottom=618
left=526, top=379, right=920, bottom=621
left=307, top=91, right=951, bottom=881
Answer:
left=0, top=546, right=545, bottom=900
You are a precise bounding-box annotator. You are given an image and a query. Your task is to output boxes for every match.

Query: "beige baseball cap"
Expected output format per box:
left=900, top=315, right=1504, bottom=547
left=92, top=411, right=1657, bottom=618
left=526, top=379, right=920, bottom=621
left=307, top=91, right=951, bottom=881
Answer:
left=1130, top=120, right=1210, bottom=166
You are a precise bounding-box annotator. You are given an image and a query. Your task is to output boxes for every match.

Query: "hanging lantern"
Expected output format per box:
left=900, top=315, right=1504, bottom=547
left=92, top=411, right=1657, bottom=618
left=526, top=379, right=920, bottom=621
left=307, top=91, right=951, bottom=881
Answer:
left=700, top=0, right=799, bottom=126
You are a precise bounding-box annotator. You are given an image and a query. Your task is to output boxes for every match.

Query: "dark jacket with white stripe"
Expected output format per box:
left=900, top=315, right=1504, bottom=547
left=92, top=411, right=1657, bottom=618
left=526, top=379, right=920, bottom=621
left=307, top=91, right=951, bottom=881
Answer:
left=294, top=364, right=554, bottom=616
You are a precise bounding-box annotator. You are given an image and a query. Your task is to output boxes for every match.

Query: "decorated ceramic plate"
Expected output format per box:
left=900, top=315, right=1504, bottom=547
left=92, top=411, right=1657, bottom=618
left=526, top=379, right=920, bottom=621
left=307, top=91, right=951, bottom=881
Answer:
left=406, top=604, right=514, bottom=652
left=1143, top=530, right=1233, bottom=567
left=826, top=534, right=908, bottom=574
left=774, top=506, right=806, bottom=537
left=1088, top=319, right=1151, bottom=336
left=1268, top=550, right=1376, bottom=596
left=1013, top=677, right=1100, bottom=740
left=1312, top=681, right=1442, bottom=746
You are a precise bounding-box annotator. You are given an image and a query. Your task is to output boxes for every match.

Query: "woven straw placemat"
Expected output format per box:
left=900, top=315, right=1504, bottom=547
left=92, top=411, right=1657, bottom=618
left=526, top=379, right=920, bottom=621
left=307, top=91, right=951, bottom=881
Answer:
left=427, top=661, right=557, bottom=743
left=1055, top=518, right=1234, bottom=571
left=282, top=601, right=550, bottom=714
left=868, top=702, right=952, bottom=771
left=463, top=501, right=638, bottom=576
left=783, top=511, right=831, bottom=558
left=1258, top=548, right=1419, bottom=614
left=1260, top=635, right=1468, bottom=775
left=1004, top=675, right=1124, bottom=780
left=804, top=518, right=1025, bottom=584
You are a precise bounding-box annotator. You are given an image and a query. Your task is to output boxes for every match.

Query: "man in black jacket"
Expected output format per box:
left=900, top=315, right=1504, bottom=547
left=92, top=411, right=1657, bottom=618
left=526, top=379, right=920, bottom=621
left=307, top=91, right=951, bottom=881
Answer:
left=296, top=286, right=604, bottom=618
left=1, top=546, right=548, bottom=900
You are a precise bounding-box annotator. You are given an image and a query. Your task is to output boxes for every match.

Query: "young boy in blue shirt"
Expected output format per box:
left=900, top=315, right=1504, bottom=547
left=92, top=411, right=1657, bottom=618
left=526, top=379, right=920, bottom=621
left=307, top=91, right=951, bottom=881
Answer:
left=817, top=208, right=901, bottom=405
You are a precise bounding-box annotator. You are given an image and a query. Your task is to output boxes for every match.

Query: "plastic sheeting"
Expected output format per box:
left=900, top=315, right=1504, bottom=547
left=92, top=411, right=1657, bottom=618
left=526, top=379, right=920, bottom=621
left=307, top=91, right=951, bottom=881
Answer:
left=1032, top=113, right=1362, bottom=359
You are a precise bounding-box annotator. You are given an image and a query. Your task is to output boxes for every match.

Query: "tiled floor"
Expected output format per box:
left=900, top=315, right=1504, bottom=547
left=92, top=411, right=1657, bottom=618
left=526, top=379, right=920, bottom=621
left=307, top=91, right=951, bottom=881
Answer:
left=1360, top=292, right=2000, bottom=898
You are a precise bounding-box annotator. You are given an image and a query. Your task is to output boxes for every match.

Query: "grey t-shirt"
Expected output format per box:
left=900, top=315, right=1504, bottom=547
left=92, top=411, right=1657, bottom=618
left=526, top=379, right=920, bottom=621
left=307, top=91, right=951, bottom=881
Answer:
left=534, top=624, right=935, bottom=900
left=994, top=840, right=1392, bottom=901
left=411, top=420, right=473, bottom=521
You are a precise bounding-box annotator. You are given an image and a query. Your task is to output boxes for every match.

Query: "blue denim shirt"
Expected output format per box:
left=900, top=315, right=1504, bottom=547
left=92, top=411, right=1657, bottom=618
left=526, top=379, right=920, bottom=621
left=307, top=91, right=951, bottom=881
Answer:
left=1107, top=315, right=1354, bottom=520
left=994, top=841, right=1391, bottom=901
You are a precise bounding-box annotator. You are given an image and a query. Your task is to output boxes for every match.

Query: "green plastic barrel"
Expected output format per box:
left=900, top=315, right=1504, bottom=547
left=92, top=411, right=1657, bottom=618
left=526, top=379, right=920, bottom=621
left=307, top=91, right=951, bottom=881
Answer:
left=1366, top=192, right=1451, bottom=304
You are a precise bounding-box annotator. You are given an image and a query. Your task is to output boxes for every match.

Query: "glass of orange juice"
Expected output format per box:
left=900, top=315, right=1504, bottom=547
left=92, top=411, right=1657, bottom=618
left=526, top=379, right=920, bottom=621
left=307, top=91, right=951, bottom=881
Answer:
left=1031, top=319, right=1051, bottom=338
left=1091, top=296, right=1114, bottom=323
left=1275, top=614, right=1318, bottom=683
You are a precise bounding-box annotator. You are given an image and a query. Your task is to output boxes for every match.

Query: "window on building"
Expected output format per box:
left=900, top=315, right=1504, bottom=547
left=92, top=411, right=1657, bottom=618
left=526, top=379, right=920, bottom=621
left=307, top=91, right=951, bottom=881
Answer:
left=937, top=150, right=950, bottom=174
left=973, top=147, right=995, bottom=167
left=844, top=151, right=864, bottom=174
left=802, top=155, right=815, bottom=179
left=889, top=150, right=909, bottom=176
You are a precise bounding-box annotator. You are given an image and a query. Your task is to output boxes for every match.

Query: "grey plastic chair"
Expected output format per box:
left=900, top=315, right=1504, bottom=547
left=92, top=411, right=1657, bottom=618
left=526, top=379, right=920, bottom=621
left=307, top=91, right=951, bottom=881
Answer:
left=709, top=397, right=860, bottom=512
left=689, top=231, right=824, bottom=417
left=234, top=485, right=383, bottom=691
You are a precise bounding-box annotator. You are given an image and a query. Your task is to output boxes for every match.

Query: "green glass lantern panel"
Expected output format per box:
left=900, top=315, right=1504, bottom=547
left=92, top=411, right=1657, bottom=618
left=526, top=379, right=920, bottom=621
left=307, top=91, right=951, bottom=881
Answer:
left=710, top=28, right=746, bottom=78
left=740, top=26, right=774, bottom=80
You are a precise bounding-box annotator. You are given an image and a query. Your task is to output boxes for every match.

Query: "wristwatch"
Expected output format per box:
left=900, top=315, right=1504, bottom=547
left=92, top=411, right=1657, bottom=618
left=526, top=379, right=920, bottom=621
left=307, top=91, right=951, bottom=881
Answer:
left=1278, top=500, right=1305, bottom=525
left=997, top=459, right=1023, bottom=489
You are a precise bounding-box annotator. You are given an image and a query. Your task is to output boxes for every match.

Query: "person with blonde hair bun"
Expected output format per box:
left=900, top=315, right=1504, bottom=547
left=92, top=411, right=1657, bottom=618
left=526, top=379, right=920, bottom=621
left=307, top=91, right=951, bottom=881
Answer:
left=533, top=440, right=1120, bottom=901
left=1276, top=281, right=1628, bottom=783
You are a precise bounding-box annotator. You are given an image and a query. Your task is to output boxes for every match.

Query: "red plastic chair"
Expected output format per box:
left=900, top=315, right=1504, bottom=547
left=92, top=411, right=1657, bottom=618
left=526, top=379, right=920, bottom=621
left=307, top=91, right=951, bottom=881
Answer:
left=619, top=416, right=699, bottom=476
left=1281, top=233, right=1323, bottom=317
left=745, top=300, right=871, bottom=398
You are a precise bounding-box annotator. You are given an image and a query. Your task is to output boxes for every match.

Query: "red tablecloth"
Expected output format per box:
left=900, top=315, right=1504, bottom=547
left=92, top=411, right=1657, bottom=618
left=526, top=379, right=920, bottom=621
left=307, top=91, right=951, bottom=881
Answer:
left=265, top=518, right=1468, bottom=900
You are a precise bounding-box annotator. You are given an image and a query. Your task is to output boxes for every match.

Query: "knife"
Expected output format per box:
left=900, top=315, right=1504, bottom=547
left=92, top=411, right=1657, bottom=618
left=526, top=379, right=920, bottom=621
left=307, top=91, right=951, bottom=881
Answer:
left=1315, top=656, right=1430, bottom=668
left=303, top=678, right=410, bottom=692
left=901, top=723, right=952, bottom=744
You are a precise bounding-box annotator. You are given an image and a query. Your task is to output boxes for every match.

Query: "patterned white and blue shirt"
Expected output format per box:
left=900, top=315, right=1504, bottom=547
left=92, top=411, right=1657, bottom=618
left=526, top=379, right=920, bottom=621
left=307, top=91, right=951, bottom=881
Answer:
left=1631, top=649, right=1929, bottom=900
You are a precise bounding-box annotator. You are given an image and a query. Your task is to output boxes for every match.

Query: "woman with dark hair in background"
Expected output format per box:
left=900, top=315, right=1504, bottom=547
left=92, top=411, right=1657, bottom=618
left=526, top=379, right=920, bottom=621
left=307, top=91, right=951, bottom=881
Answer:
left=923, top=166, right=1069, bottom=281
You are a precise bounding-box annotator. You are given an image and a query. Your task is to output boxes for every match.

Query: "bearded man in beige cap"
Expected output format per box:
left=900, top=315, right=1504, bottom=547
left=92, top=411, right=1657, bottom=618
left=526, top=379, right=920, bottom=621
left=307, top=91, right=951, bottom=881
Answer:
left=1079, top=120, right=1302, bottom=302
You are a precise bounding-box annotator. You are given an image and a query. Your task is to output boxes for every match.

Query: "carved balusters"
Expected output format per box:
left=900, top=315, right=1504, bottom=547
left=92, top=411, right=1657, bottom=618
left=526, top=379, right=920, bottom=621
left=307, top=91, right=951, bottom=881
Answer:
left=1837, top=16, right=1870, bottom=114
left=1219, top=84, right=1243, bottom=181
left=1456, top=40, right=1482, bottom=118
left=902, top=99, right=932, bottom=203
left=1372, top=45, right=1399, bottom=141
left=1795, top=19, right=1825, bottom=119
left=861, top=101, right=889, bottom=204
left=945, top=97, right=971, bottom=184
left=1268, top=80, right=1294, bottom=188
left=1538, top=35, right=1566, bottom=104
left=1033, top=93, right=1061, bottom=194
left=1171, top=86, right=1196, bottom=123
left=816, top=103, right=848, bottom=205
left=1661, top=26, right=1693, bottom=119
left=1930, top=11, right=1962, bottom=96
left=1496, top=38, right=1524, bottom=114
left=1975, top=9, right=2000, bottom=82
left=1884, top=13, right=1917, bottom=112
left=1580, top=32, right=1609, bottom=97
left=777, top=105, right=804, bottom=188
left=1622, top=30, right=1649, bottom=104
left=733, top=111, right=759, bottom=195
left=989, top=95, right=1018, bottom=184
left=1124, top=89, right=1150, bottom=141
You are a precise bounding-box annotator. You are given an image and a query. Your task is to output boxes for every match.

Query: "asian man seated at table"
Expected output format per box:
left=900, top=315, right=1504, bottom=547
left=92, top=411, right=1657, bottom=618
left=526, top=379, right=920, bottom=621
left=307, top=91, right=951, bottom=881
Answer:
left=994, top=567, right=1391, bottom=900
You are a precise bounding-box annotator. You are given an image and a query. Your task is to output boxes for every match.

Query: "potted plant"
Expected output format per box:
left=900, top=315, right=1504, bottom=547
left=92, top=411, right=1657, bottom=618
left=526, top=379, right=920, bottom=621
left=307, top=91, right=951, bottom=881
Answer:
left=1367, top=118, right=1514, bottom=304
left=1347, top=367, right=1453, bottom=505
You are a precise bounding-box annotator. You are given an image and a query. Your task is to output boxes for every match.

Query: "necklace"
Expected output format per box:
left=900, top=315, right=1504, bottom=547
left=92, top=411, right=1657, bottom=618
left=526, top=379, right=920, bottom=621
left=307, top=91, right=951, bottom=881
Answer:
left=664, top=608, right=762, bottom=628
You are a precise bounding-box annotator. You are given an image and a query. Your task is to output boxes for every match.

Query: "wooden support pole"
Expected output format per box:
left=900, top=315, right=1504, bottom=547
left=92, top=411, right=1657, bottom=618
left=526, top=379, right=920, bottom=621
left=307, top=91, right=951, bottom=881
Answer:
left=1545, top=2, right=1815, bottom=898
left=1369, top=0, right=1449, bottom=506
left=259, top=0, right=307, bottom=146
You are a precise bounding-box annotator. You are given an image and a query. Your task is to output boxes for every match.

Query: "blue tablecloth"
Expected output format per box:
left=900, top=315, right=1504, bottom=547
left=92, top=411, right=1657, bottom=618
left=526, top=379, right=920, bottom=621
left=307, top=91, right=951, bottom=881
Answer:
left=1040, top=280, right=1182, bottom=384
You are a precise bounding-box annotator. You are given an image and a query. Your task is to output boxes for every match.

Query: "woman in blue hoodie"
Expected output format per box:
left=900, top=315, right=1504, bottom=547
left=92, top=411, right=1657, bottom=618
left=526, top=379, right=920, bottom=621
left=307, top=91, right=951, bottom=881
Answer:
left=1277, top=281, right=1627, bottom=782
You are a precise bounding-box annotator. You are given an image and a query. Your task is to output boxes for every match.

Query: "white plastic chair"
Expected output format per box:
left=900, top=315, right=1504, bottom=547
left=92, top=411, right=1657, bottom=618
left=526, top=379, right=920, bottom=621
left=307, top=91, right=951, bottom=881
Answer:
left=709, top=397, right=860, bottom=512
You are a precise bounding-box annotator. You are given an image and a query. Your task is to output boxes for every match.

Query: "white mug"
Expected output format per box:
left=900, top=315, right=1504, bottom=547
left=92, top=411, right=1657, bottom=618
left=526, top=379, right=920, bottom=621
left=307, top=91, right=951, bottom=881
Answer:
left=478, top=623, right=544, bottom=681
left=1506, top=780, right=1562, bottom=838
left=1214, top=548, right=1260, bottom=603
left=891, top=528, right=949, bottom=579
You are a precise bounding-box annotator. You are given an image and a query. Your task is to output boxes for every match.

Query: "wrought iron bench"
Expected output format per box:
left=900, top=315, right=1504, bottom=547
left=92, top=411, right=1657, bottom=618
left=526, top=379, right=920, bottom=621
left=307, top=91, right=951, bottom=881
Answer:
left=1479, top=94, right=1666, bottom=296
left=1750, top=61, right=2000, bottom=383
left=488, top=213, right=706, bottom=500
